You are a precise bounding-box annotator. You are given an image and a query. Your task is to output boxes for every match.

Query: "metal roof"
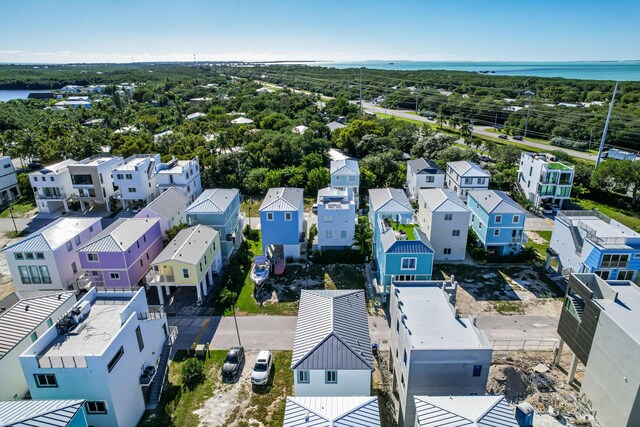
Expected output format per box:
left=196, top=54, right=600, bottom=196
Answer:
left=33, top=159, right=77, bottom=175
left=419, top=188, right=469, bottom=213
left=447, top=161, right=490, bottom=178
left=77, top=218, right=160, bottom=252
left=141, top=188, right=189, bottom=220
left=284, top=396, right=380, bottom=427
left=152, top=225, right=218, bottom=266
left=0, top=292, right=75, bottom=360
left=369, top=188, right=412, bottom=214
left=407, top=158, right=443, bottom=175
left=330, top=159, right=360, bottom=175
left=292, top=290, right=372, bottom=370
left=260, top=187, right=304, bottom=212
left=327, top=121, right=346, bottom=132
left=414, top=395, right=518, bottom=426
left=468, top=190, right=526, bottom=215
left=4, top=217, right=102, bottom=253
left=0, top=399, right=85, bottom=426
left=381, top=228, right=434, bottom=254
left=186, top=188, right=239, bottom=214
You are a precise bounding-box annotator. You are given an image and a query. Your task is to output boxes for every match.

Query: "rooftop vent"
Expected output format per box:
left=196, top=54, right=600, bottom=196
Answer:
left=24, top=305, right=29, bottom=312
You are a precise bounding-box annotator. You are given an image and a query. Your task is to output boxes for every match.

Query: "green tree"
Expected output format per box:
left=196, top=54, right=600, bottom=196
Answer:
left=181, top=358, right=204, bottom=389
left=354, top=216, right=373, bottom=257
left=306, top=167, right=330, bottom=193
left=165, top=223, right=188, bottom=243
left=307, top=223, right=317, bottom=255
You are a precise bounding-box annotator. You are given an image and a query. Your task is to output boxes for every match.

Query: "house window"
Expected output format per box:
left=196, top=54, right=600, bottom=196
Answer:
left=473, top=365, right=482, bottom=377
left=35, top=252, right=45, bottom=260
left=47, top=318, right=53, bottom=327
left=477, top=178, right=486, bottom=185
left=86, top=401, right=108, bottom=414
left=326, top=370, right=337, bottom=383
left=494, top=229, right=500, bottom=236
left=452, top=230, right=460, bottom=237
left=340, top=230, right=347, bottom=238
left=495, top=215, right=502, bottom=224
left=183, top=269, right=190, bottom=279
left=513, top=215, right=520, bottom=223
left=594, top=270, right=610, bottom=280
left=39, top=266, right=51, bottom=284
left=617, top=270, right=635, bottom=281
left=266, top=212, right=274, bottom=221
left=31, top=331, right=38, bottom=342
left=464, top=178, right=473, bottom=185
left=403, top=350, right=407, bottom=366
left=107, top=346, right=124, bottom=373
left=395, top=275, right=416, bottom=282
left=444, top=214, right=453, bottom=221
left=34, top=374, right=57, bottom=387
left=89, top=225, right=94, bottom=232
left=87, top=253, right=99, bottom=262
left=297, top=370, right=309, bottom=383
left=26, top=253, right=35, bottom=260
left=444, top=248, right=452, bottom=255
left=396, top=320, right=400, bottom=333
left=109, top=273, right=120, bottom=280
left=14, top=253, right=24, bottom=260
left=140, top=260, right=143, bottom=267
left=75, top=235, right=81, bottom=245
left=285, top=212, right=292, bottom=221
left=401, top=258, right=417, bottom=270
left=19, top=266, right=31, bottom=284
left=29, top=266, right=42, bottom=284
left=128, top=187, right=136, bottom=193
left=324, top=215, right=334, bottom=222
left=479, top=222, right=482, bottom=229
left=71, top=262, right=78, bottom=274
left=125, top=174, right=133, bottom=180
left=326, top=231, right=332, bottom=238
left=117, top=174, right=123, bottom=180
left=135, top=326, right=144, bottom=352
left=348, top=175, right=356, bottom=181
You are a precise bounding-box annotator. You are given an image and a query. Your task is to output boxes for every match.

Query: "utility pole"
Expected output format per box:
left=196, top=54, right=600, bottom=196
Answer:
left=494, top=112, right=498, bottom=129
left=588, top=129, right=593, bottom=151
left=524, top=91, right=534, bottom=137
left=596, top=81, right=619, bottom=169
left=470, top=119, right=475, bottom=145
left=415, top=89, right=419, bottom=114
left=359, top=68, right=363, bottom=115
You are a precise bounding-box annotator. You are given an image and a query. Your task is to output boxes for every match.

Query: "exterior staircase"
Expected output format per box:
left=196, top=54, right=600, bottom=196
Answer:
left=569, top=224, right=584, bottom=253
left=147, top=342, right=171, bottom=408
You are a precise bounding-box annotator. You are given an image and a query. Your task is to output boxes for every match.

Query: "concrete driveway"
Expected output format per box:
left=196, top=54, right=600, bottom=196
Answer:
left=525, top=214, right=554, bottom=231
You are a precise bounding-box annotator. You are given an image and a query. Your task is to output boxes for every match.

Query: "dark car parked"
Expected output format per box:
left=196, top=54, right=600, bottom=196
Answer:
left=221, top=346, right=245, bottom=379
left=498, top=134, right=508, bottom=140
left=513, top=135, right=523, bottom=141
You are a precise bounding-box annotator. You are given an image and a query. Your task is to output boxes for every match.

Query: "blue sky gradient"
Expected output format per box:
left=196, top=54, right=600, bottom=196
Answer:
left=1, top=0, right=638, bottom=63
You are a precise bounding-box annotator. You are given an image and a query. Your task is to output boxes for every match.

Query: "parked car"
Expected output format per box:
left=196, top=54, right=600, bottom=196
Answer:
left=221, top=346, right=245, bottom=379
left=513, top=135, right=523, bottom=141
left=542, top=204, right=554, bottom=215
left=27, top=161, right=43, bottom=170
left=251, top=350, right=273, bottom=386
left=498, top=134, right=508, bottom=140
left=479, top=155, right=491, bottom=163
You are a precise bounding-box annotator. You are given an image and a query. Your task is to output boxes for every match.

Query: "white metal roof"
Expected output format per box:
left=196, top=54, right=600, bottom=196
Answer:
left=231, top=117, right=254, bottom=124
left=77, top=218, right=160, bottom=252
left=0, top=399, right=85, bottom=426
left=152, top=225, right=218, bottom=266
left=468, top=190, right=526, bottom=215
left=4, top=217, right=101, bottom=253
left=284, top=396, right=380, bottom=427
left=260, top=187, right=303, bottom=212
left=419, top=188, right=469, bottom=213
left=447, top=161, right=490, bottom=178
left=139, top=188, right=189, bottom=220
left=330, top=159, right=360, bottom=175
left=186, top=188, right=239, bottom=214
left=414, top=395, right=518, bottom=426
left=369, top=188, right=412, bottom=214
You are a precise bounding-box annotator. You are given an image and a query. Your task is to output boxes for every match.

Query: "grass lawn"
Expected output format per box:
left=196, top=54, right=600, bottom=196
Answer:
left=240, top=197, right=263, bottom=217
left=566, top=198, right=640, bottom=232
left=0, top=197, right=36, bottom=218
left=388, top=220, right=417, bottom=240
left=524, top=230, right=552, bottom=261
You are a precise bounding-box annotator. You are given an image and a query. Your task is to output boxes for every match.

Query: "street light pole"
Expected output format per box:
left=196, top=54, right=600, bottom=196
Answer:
left=7, top=201, right=17, bottom=236
left=232, top=303, right=242, bottom=347
left=524, top=91, right=534, bottom=137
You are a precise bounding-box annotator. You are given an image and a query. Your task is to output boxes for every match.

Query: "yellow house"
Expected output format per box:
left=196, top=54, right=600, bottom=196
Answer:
left=147, top=225, right=222, bottom=304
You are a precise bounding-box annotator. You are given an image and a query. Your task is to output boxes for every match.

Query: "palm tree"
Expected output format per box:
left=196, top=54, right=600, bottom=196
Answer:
left=459, top=122, right=472, bottom=139
left=354, top=217, right=373, bottom=258
left=449, top=115, right=462, bottom=132
left=435, top=112, right=446, bottom=130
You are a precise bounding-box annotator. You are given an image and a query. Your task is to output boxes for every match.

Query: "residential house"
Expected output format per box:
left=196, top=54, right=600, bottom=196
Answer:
left=468, top=190, right=527, bottom=256
left=30, top=159, right=76, bottom=214
left=259, top=187, right=305, bottom=259
left=368, top=188, right=414, bottom=249
left=185, top=188, right=242, bottom=260
left=135, top=187, right=188, bottom=237
left=0, top=400, right=88, bottom=427
left=518, top=152, right=574, bottom=209
left=20, top=287, right=174, bottom=427
left=316, top=187, right=356, bottom=251
left=186, top=112, right=207, bottom=121
left=4, top=217, right=103, bottom=292
left=554, top=273, right=640, bottom=427
left=76, top=218, right=163, bottom=289
left=445, top=161, right=490, bottom=202
left=414, top=395, right=518, bottom=427
left=146, top=225, right=222, bottom=304
left=0, top=156, right=20, bottom=203
left=55, top=100, right=91, bottom=109
left=390, top=282, right=492, bottom=426
left=0, top=292, right=76, bottom=400
left=231, top=117, right=254, bottom=125
left=68, top=155, right=124, bottom=213
left=112, top=154, right=161, bottom=209
left=546, top=210, right=640, bottom=281
left=330, top=159, right=360, bottom=205
left=292, top=125, right=308, bottom=134
left=417, top=188, right=470, bottom=261
left=327, top=121, right=346, bottom=132
left=405, top=158, right=445, bottom=201
left=156, top=156, right=202, bottom=203
left=291, top=290, right=373, bottom=397
left=283, top=397, right=380, bottom=426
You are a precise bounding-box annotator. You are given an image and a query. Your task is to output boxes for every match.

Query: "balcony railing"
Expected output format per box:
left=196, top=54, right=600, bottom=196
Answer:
left=138, top=305, right=165, bottom=321
left=146, top=271, right=175, bottom=285
left=37, top=355, right=88, bottom=369
left=35, top=191, right=67, bottom=200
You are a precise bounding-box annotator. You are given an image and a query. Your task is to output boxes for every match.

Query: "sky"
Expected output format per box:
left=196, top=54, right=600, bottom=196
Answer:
left=1, top=0, right=639, bottom=63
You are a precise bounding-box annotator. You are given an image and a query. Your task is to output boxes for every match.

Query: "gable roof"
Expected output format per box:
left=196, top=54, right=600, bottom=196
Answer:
left=186, top=188, right=239, bottom=214
left=140, top=188, right=189, bottom=220
left=284, top=396, right=380, bottom=427
left=407, top=158, right=443, bottom=175
left=292, top=290, right=372, bottom=370
left=469, top=190, right=526, bottom=215
left=77, top=218, right=160, bottom=252
left=152, top=225, right=218, bottom=266
left=330, top=159, right=360, bottom=175
left=447, top=161, right=490, bottom=178
left=3, top=217, right=101, bottom=253
left=260, top=187, right=303, bottom=212
left=414, top=395, right=518, bottom=427
left=0, top=399, right=85, bottom=426
left=0, top=292, right=75, bottom=360
left=369, top=188, right=412, bottom=214
left=327, top=121, right=347, bottom=132
left=419, top=188, right=469, bottom=213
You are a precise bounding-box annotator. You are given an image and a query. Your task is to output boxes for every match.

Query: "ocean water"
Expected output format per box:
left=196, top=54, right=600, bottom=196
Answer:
left=0, top=89, right=57, bottom=102
left=313, top=61, right=640, bottom=81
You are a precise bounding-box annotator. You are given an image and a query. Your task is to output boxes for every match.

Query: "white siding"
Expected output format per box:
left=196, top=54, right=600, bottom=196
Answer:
left=293, top=369, right=371, bottom=397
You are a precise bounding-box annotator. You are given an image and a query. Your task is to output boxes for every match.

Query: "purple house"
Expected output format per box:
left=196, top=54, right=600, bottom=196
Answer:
left=76, top=218, right=163, bottom=289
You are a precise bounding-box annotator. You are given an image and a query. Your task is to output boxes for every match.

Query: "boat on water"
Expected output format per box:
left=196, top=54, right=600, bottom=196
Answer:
left=250, top=256, right=271, bottom=285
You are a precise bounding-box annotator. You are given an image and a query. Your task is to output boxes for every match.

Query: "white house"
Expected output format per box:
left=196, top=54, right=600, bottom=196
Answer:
left=112, top=154, right=161, bottom=209
left=29, top=159, right=76, bottom=213
left=445, top=161, right=490, bottom=202
left=283, top=396, right=380, bottom=426
left=0, top=156, right=20, bottom=203
left=291, top=290, right=373, bottom=397
left=68, top=155, right=125, bottom=213
left=316, top=187, right=356, bottom=251
left=156, top=157, right=202, bottom=203
left=330, top=159, right=360, bottom=206
left=414, top=395, right=518, bottom=427
left=0, top=292, right=76, bottom=400
left=405, top=158, right=445, bottom=201
left=135, top=187, right=189, bottom=237
left=417, top=188, right=470, bottom=261
left=518, top=152, right=575, bottom=210
left=20, top=287, right=174, bottom=427
left=3, top=217, right=103, bottom=292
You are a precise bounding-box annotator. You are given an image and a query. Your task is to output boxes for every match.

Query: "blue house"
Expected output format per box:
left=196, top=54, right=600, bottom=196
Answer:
left=185, top=188, right=242, bottom=260
left=368, top=188, right=414, bottom=250
left=468, top=190, right=527, bottom=256
left=0, top=400, right=88, bottom=426
left=259, top=187, right=305, bottom=259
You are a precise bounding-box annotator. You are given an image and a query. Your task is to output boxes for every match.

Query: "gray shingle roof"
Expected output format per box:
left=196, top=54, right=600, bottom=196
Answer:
left=0, top=292, right=75, bottom=360
left=419, top=188, right=469, bottom=213
left=414, top=395, right=518, bottom=427
left=0, top=399, right=85, bottom=426
left=447, top=161, right=490, bottom=178
left=292, top=290, right=372, bottom=370
left=152, top=225, right=218, bottom=266
left=468, top=190, right=526, bottom=215
left=3, top=217, right=101, bottom=253
left=142, top=187, right=189, bottom=219
left=260, top=187, right=304, bottom=212
left=330, top=159, right=359, bottom=175
left=77, top=218, right=160, bottom=252
left=407, top=158, right=443, bottom=175
left=186, top=188, right=239, bottom=214
left=284, top=396, right=380, bottom=427
left=369, top=188, right=412, bottom=214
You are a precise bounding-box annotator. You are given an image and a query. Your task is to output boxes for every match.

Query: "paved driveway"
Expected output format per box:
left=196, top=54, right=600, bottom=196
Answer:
left=525, top=215, right=554, bottom=231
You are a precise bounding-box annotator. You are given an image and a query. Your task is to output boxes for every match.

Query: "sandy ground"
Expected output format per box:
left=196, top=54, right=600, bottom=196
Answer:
left=0, top=235, right=19, bottom=301
left=526, top=230, right=549, bottom=244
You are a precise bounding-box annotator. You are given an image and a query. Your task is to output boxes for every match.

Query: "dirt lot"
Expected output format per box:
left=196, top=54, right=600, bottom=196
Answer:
left=0, top=235, right=19, bottom=301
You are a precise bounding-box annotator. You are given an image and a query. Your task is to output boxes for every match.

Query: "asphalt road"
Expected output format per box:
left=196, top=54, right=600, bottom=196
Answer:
left=524, top=215, right=554, bottom=231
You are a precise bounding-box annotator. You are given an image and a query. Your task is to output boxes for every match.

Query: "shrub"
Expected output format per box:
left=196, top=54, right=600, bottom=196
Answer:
left=243, top=224, right=260, bottom=241
left=181, top=357, right=204, bottom=389
left=550, top=137, right=589, bottom=151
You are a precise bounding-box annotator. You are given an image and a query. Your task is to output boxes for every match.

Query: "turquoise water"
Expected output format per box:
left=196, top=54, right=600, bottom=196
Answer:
left=313, top=61, right=640, bottom=81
